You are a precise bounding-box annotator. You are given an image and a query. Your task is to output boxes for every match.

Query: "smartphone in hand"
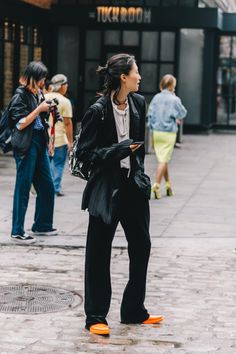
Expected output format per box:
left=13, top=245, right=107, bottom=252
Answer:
left=130, top=141, right=144, bottom=152
left=132, top=141, right=144, bottom=145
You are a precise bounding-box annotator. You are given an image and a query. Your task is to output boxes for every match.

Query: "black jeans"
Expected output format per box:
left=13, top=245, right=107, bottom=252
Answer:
left=85, top=170, right=151, bottom=329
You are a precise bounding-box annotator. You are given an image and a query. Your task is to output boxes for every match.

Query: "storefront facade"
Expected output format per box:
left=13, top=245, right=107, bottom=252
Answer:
left=0, top=1, right=51, bottom=109
left=1, top=0, right=236, bottom=132
left=51, top=3, right=219, bottom=132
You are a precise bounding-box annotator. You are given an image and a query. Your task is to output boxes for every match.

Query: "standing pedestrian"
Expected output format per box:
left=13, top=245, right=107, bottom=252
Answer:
left=43, top=79, right=53, bottom=95
left=46, top=74, right=73, bottom=196
left=147, top=74, right=187, bottom=199
left=10, top=61, right=57, bottom=242
left=77, top=53, right=164, bottom=336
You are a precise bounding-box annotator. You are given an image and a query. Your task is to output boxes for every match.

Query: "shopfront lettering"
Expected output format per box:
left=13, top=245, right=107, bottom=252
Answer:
left=97, top=7, right=151, bottom=24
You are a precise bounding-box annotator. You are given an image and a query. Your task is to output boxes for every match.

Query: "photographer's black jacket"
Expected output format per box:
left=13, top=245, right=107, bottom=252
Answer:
left=9, top=86, right=49, bottom=152
left=77, top=93, right=151, bottom=224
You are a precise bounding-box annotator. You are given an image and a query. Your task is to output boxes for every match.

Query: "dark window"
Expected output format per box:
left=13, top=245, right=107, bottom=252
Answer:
left=145, top=0, right=161, bottom=6
left=104, top=30, right=120, bottom=45
left=179, top=0, right=198, bottom=6
left=83, top=28, right=178, bottom=110
left=162, top=0, right=178, bottom=6
left=140, top=30, right=177, bottom=102
left=217, top=36, right=236, bottom=126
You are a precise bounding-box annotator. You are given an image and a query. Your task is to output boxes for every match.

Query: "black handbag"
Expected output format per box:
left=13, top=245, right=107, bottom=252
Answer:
left=11, top=125, right=33, bottom=156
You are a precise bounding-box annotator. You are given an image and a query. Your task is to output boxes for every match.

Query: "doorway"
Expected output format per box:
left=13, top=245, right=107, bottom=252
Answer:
left=217, top=35, right=236, bottom=126
left=82, top=29, right=178, bottom=113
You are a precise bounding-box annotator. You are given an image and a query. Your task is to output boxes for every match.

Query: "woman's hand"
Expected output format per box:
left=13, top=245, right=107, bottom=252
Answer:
left=16, top=101, right=51, bottom=130
left=37, top=100, right=51, bottom=113
left=48, top=138, right=55, bottom=156
left=130, top=144, right=141, bottom=152
left=67, top=141, right=73, bottom=152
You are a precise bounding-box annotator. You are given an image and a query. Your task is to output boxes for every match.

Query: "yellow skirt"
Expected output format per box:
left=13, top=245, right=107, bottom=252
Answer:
left=153, top=131, right=176, bottom=163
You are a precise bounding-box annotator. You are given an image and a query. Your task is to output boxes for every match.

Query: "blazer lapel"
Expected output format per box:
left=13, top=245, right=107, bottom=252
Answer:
left=128, top=94, right=140, bottom=140
left=106, top=97, right=118, bottom=144
left=97, top=95, right=118, bottom=144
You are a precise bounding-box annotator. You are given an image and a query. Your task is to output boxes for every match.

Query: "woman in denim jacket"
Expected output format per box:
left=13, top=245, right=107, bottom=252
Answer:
left=147, top=74, right=187, bottom=199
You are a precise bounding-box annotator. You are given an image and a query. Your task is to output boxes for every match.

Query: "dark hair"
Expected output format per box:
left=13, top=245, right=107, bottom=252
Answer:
left=20, top=61, right=48, bottom=88
left=97, top=53, right=135, bottom=101
left=45, top=79, right=52, bottom=91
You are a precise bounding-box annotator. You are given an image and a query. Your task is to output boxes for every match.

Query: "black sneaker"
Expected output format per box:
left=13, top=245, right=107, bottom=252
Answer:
left=56, top=191, right=65, bottom=197
left=31, top=228, right=58, bottom=236
left=11, top=234, right=36, bottom=243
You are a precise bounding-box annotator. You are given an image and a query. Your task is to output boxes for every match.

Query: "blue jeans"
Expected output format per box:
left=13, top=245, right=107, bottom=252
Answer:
left=11, top=130, right=55, bottom=236
left=50, top=144, right=68, bottom=193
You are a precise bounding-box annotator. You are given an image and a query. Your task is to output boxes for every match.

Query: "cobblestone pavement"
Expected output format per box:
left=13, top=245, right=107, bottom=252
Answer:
left=1, top=134, right=236, bottom=353
left=0, top=245, right=236, bottom=354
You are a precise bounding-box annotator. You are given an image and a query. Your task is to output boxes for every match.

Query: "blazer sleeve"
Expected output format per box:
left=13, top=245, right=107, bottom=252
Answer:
left=77, top=106, right=132, bottom=165
left=133, top=95, right=147, bottom=172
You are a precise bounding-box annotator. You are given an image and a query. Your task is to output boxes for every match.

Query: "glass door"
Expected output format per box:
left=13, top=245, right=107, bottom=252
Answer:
left=82, top=29, right=178, bottom=113
left=140, top=31, right=177, bottom=104
left=83, top=29, right=141, bottom=111
left=217, top=36, right=236, bottom=126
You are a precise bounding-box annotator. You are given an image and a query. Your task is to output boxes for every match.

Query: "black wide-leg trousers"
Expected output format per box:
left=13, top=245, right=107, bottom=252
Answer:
left=85, top=174, right=151, bottom=329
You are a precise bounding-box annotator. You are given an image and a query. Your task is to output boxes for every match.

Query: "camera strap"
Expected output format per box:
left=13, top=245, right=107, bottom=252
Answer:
left=50, top=109, right=56, bottom=136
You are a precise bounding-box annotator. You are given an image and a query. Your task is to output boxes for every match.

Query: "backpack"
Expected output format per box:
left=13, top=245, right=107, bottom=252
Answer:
left=69, top=129, right=92, bottom=180
left=0, top=105, right=12, bottom=153
left=69, top=101, right=105, bottom=180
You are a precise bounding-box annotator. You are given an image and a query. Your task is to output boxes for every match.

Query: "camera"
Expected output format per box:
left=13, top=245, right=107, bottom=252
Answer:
left=46, top=98, right=63, bottom=123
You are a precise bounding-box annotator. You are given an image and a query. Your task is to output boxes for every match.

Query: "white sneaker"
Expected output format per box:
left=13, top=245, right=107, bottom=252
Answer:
left=30, top=185, right=37, bottom=196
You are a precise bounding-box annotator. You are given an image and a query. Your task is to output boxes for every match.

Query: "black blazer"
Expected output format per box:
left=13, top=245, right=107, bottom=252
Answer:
left=77, top=93, right=151, bottom=224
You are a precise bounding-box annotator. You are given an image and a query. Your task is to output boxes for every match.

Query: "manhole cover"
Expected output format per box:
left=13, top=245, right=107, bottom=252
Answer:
left=0, top=284, right=83, bottom=314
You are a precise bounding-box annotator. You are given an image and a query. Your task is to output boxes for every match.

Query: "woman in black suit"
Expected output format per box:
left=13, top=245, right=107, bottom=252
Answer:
left=77, top=54, right=164, bottom=335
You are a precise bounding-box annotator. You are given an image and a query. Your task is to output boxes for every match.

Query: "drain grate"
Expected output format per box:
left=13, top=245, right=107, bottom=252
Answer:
left=0, top=284, right=82, bottom=314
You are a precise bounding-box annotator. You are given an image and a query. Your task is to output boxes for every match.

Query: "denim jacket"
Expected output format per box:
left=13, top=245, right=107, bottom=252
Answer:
left=147, top=89, right=187, bottom=133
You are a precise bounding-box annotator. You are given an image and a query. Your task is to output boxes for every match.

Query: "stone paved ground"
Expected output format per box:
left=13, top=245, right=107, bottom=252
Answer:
left=1, top=134, right=236, bottom=353
left=0, top=245, right=236, bottom=353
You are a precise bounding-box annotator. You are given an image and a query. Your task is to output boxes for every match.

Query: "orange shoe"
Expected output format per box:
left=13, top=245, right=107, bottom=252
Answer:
left=142, top=315, right=164, bottom=324
left=89, top=323, right=110, bottom=335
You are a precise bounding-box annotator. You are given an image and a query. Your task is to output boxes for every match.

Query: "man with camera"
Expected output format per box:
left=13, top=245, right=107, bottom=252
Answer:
left=45, top=74, right=73, bottom=197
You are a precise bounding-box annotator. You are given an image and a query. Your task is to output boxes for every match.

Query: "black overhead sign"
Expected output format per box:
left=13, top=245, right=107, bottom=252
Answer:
left=51, top=5, right=224, bottom=30
left=89, top=6, right=151, bottom=24
left=85, top=7, right=222, bottom=29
